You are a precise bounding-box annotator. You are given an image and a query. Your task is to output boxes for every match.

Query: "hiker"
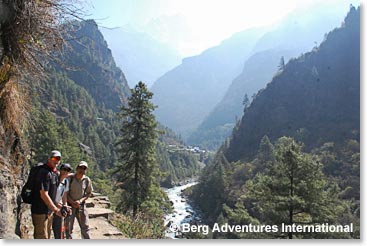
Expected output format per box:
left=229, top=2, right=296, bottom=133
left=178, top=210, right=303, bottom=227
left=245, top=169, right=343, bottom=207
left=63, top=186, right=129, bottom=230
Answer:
left=66, top=161, right=93, bottom=239
left=31, top=150, right=64, bottom=239
left=52, top=163, right=72, bottom=239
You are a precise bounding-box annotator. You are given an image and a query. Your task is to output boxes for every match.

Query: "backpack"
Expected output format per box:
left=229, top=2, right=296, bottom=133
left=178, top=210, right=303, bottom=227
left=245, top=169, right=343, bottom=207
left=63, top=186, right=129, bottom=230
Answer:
left=21, top=164, right=45, bottom=204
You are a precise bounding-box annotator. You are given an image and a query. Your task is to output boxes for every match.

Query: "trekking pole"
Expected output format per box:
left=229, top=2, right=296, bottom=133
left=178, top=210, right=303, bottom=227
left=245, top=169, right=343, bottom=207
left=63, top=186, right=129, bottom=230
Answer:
left=61, top=216, right=66, bottom=239
left=60, top=205, right=68, bottom=239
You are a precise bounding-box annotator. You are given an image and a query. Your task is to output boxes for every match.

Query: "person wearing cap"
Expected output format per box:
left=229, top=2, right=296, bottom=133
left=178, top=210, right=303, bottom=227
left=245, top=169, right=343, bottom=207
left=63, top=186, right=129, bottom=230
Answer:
left=31, top=150, right=64, bottom=239
left=52, top=163, right=72, bottom=239
left=66, top=161, right=93, bottom=239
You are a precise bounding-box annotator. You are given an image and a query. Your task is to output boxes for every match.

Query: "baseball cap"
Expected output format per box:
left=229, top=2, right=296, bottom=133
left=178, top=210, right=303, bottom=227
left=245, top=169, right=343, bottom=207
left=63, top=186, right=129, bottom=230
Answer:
left=77, top=161, right=88, bottom=169
left=49, top=150, right=61, bottom=159
left=60, top=163, right=72, bottom=172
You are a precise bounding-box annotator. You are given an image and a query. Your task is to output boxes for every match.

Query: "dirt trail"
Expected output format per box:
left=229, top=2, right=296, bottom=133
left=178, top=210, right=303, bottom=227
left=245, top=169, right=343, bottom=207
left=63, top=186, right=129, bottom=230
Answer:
left=67, top=193, right=126, bottom=239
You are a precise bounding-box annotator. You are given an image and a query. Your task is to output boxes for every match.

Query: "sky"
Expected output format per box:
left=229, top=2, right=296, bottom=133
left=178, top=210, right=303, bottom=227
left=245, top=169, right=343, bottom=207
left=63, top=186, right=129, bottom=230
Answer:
left=85, top=0, right=360, bottom=56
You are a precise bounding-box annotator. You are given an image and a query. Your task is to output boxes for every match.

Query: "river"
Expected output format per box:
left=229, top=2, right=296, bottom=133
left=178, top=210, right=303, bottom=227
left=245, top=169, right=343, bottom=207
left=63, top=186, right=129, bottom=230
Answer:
left=163, top=181, right=201, bottom=239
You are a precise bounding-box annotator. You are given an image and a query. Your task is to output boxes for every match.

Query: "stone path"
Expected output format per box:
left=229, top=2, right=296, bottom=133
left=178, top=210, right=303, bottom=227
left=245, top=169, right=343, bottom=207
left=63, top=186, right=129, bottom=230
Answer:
left=68, top=193, right=126, bottom=239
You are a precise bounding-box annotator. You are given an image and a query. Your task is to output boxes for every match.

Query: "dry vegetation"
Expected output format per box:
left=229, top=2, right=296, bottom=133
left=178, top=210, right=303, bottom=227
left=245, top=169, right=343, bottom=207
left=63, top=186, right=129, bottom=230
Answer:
left=0, top=0, right=83, bottom=159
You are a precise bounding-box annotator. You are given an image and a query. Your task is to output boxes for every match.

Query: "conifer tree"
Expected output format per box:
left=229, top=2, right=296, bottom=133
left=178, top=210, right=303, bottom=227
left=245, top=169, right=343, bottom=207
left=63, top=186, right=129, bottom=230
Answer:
left=242, top=93, right=249, bottom=112
left=192, top=152, right=229, bottom=224
left=114, top=81, right=161, bottom=217
left=278, top=56, right=285, bottom=71
left=245, top=137, right=342, bottom=238
left=254, top=135, right=275, bottom=173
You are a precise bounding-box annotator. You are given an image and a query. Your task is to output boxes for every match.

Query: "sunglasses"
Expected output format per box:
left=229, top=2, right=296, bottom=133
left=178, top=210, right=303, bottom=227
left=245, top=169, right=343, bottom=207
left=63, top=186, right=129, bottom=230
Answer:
left=51, top=156, right=61, bottom=161
left=79, top=166, right=87, bottom=170
left=60, top=168, right=71, bottom=172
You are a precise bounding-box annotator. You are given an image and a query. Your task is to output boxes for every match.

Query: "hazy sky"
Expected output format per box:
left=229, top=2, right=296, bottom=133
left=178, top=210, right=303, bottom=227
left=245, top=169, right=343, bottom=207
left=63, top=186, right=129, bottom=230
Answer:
left=86, top=0, right=359, bottom=56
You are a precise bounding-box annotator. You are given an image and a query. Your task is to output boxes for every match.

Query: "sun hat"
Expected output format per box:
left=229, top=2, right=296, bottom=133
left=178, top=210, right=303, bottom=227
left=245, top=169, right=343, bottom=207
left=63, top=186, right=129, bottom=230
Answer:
left=77, top=161, right=88, bottom=169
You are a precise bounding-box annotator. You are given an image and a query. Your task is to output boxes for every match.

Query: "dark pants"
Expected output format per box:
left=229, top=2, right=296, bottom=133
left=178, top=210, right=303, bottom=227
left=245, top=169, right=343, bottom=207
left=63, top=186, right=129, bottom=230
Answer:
left=52, top=214, right=62, bottom=239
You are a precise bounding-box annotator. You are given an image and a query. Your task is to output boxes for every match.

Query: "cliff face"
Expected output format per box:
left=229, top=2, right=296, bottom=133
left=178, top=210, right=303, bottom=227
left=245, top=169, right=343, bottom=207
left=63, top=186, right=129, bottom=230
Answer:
left=0, top=1, right=29, bottom=238
left=60, top=20, right=130, bottom=112
left=0, top=128, right=30, bottom=238
left=0, top=19, right=129, bottom=239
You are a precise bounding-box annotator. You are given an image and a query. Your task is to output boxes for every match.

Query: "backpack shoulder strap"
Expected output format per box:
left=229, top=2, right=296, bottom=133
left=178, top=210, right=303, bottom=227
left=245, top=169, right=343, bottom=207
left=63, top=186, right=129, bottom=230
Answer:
left=83, top=176, right=90, bottom=196
left=69, top=175, right=74, bottom=186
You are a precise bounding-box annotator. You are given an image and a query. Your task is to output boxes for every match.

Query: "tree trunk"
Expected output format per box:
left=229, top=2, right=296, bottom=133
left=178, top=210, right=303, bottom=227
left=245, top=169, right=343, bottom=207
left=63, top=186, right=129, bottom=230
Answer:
left=133, top=159, right=138, bottom=218
left=289, top=174, right=293, bottom=239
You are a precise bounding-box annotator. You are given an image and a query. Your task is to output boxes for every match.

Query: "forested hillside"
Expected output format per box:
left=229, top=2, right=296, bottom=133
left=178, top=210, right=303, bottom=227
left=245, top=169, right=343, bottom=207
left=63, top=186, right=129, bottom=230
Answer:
left=157, top=125, right=203, bottom=187
left=152, top=4, right=353, bottom=141
left=29, top=20, right=130, bottom=172
left=0, top=0, right=360, bottom=240
left=29, top=19, right=201, bottom=194
left=188, top=4, right=354, bottom=150
left=188, top=48, right=300, bottom=149
left=225, top=7, right=359, bottom=162
left=190, top=6, right=360, bottom=239
left=58, top=20, right=131, bottom=111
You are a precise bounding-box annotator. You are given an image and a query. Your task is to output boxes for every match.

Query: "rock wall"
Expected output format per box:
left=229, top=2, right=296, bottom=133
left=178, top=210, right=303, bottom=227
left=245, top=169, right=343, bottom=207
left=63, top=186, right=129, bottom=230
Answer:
left=0, top=3, right=123, bottom=239
left=0, top=140, right=30, bottom=239
left=0, top=162, right=19, bottom=239
left=0, top=13, right=30, bottom=237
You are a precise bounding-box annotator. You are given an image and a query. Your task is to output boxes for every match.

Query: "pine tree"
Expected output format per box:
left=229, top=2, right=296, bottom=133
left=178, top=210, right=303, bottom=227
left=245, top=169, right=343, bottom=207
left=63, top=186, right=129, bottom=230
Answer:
left=254, top=135, right=275, bottom=173
left=192, top=152, right=229, bottom=225
left=278, top=56, right=285, bottom=71
left=114, top=81, right=160, bottom=217
left=245, top=137, right=342, bottom=238
left=242, top=93, right=249, bottom=112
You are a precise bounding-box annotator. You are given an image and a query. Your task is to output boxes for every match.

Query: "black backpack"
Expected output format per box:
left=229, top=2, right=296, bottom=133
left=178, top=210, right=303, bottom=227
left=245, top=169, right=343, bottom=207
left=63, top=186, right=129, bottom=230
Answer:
left=21, top=164, right=45, bottom=204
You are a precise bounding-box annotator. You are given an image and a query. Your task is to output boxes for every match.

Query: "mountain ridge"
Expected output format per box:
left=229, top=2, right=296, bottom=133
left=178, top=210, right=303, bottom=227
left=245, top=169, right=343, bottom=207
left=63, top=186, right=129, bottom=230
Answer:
left=151, top=27, right=267, bottom=139
left=224, top=6, right=360, bottom=162
left=59, top=20, right=131, bottom=112
left=187, top=3, right=355, bottom=149
left=101, top=26, right=182, bottom=87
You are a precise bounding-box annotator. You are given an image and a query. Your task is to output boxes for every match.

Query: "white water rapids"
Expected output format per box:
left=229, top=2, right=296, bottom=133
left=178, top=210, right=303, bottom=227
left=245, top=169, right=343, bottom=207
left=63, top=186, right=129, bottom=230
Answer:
left=163, top=181, right=200, bottom=239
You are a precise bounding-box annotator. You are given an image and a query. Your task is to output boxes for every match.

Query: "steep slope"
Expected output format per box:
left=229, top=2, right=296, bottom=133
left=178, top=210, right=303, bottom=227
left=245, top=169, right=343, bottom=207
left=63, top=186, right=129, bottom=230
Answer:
left=101, top=27, right=182, bottom=88
left=188, top=3, right=355, bottom=150
left=59, top=20, right=131, bottom=111
left=188, top=48, right=300, bottom=149
left=32, top=19, right=201, bottom=182
left=224, top=7, right=360, bottom=162
left=252, top=3, right=356, bottom=53
left=151, top=28, right=267, bottom=139
left=157, top=124, right=203, bottom=187
left=29, top=20, right=132, bottom=172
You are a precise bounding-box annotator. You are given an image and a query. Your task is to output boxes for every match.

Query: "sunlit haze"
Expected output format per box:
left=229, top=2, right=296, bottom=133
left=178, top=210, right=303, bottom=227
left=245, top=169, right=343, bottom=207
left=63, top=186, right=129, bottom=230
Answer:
left=87, top=0, right=359, bottom=56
